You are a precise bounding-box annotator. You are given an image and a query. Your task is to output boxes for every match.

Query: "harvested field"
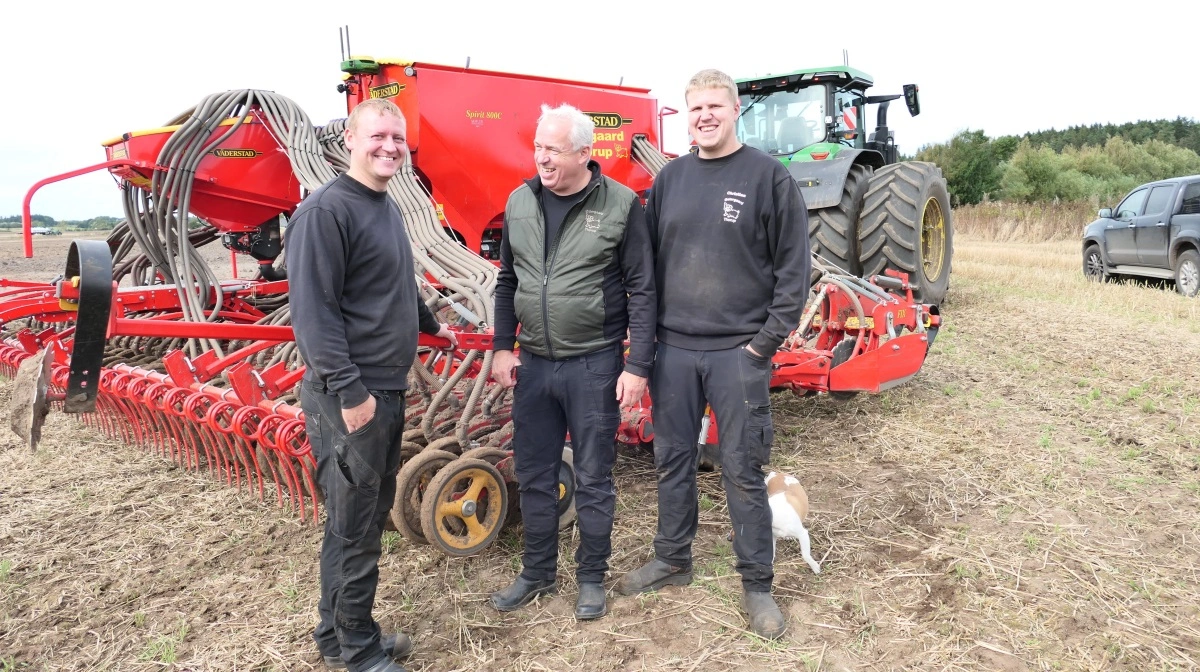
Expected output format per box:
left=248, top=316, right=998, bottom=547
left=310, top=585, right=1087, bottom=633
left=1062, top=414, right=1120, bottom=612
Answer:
left=2, top=230, right=1199, bottom=671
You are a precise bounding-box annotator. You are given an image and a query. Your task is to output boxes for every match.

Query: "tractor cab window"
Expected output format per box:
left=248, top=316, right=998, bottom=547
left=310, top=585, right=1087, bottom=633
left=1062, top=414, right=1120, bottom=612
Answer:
left=1115, top=188, right=1149, bottom=220
left=738, top=86, right=826, bottom=156
left=833, top=89, right=864, bottom=148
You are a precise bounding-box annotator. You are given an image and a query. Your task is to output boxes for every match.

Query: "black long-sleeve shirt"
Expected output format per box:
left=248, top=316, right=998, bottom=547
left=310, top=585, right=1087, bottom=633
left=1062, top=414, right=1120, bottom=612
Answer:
left=287, top=174, right=439, bottom=409
left=646, top=146, right=811, bottom=356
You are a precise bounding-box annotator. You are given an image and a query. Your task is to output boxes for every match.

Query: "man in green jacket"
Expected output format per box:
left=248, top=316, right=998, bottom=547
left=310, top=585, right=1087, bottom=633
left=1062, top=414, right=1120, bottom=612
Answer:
left=490, top=103, right=656, bottom=620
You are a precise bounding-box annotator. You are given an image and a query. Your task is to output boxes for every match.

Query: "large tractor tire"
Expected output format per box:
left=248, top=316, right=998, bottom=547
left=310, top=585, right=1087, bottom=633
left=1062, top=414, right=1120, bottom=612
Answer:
left=858, top=162, right=953, bottom=304
left=808, top=163, right=873, bottom=276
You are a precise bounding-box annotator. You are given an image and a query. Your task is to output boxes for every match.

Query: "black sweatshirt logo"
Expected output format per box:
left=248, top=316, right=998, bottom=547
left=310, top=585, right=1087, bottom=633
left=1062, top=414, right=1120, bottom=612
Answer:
left=723, top=191, right=745, bottom=223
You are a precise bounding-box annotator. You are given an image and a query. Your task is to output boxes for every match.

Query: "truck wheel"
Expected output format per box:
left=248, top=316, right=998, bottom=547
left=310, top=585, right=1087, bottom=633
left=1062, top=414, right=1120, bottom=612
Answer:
left=809, top=164, right=872, bottom=276
left=858, top=162, right=954, bottom=304
left=1083, top=244, right=1110, bottom=282
left=1175, top=249, right=1200, bottom=297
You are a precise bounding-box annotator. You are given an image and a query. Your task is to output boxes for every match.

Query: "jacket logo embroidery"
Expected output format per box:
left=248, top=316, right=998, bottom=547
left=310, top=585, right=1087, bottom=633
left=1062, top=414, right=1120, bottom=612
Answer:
left=584, top=210, right=604, bottom=233
left=723, top=191, right=745, bottom=223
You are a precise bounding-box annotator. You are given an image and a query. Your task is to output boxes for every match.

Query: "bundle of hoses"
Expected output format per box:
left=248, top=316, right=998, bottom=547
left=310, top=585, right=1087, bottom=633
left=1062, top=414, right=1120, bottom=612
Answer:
left=631, top=136, right=671, bottom=177
left=103, top=89, right=502, bottom=448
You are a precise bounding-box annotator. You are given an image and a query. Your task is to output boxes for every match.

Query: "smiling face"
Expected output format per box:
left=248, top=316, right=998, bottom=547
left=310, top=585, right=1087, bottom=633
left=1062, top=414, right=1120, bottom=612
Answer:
left=534, top=116, right=591, bottom=196
left=686, top=85, right=741, bottom=159
left=344, top=109, right=407, bottom=191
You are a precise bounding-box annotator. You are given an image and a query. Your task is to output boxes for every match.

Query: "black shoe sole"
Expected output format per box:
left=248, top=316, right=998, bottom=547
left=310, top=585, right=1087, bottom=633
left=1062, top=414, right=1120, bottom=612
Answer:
left=574, top=604, right=608, bottom=621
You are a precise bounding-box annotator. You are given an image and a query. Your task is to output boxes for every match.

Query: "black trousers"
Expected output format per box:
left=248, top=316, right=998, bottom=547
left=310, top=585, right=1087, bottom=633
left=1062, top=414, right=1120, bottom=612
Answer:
left=511, top=344, right=623, bottom=584
left=302, top=381, right=405, bottom=671
left=650, top=342, right=775, bottom=592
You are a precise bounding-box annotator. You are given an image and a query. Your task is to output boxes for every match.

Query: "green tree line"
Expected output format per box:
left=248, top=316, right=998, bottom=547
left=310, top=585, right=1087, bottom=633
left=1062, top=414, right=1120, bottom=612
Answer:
left=0, top=215, right=207, bottom=231
left=0, top=215, right=123, bottom=230
left=915, top=118, right=1200, bottom=206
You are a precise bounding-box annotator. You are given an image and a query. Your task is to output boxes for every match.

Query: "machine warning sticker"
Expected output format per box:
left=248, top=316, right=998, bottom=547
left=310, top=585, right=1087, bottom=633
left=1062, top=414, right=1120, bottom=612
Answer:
left=585, top=112, right=633, bottom=160
left=213, top=149, right=260, bottom=158
left=369, top=82, right=405, bottom=99
left=109, top=145, right=128, bottom=160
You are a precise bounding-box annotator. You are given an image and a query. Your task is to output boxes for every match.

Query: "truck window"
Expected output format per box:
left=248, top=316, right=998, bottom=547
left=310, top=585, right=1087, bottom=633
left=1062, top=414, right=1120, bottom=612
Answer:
left=1182, top=183, right=1200, bottom=215
left=1115, top=188, right=1148, bottom=219
left=1143, top=185, right=1175, bottom=216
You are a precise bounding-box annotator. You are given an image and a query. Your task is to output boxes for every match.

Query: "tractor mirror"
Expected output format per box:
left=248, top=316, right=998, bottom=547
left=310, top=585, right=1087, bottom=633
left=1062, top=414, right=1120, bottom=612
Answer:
left=903, top=84, right=920, bottom=116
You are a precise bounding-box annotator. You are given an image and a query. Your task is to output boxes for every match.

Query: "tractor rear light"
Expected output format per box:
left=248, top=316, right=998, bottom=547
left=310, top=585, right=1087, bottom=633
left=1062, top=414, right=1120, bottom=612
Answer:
left=811, top=151, right=830, bottom=160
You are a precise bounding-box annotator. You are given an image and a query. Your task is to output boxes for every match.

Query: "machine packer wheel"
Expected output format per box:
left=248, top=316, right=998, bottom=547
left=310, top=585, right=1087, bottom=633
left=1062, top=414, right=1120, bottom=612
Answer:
left=809, top=163, right=872, bottom=275
left=459, top=447, right=521, bottom=527
left=1174, top=249, right=1199, bottom=297
left=858, top=161, right=953, bottom=305
left=556, top=445, right=578, bottom=530
left=459, top=446, right=512, bottom=469
left=391, top=448, right=457, bottom=544
left=1083, top=243, right=1111, bottom=283
left=419, top=457, right=509, bottom=557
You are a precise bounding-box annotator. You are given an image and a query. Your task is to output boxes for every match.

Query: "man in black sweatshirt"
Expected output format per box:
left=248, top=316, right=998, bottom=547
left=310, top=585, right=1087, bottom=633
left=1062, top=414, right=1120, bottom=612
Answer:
left=489, top=103, right=656, bottom=621
left=288, top=98, right=456, bottom=672
left=615, top=69, right=811, bottom=640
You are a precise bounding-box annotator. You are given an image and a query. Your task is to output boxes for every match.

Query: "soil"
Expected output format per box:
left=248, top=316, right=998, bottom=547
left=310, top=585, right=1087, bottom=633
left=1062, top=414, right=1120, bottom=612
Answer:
left=2, top=231, right=1199, bottom=671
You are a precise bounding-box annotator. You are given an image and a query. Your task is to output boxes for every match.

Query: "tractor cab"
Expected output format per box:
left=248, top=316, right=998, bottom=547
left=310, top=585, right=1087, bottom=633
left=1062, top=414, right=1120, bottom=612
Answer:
left=735, top=66, right=919, bottom=167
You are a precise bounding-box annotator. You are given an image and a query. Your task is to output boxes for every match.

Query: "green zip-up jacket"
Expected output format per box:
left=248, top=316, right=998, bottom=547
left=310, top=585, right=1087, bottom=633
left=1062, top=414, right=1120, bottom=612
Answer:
left=494, top=162, right=656, bottom=377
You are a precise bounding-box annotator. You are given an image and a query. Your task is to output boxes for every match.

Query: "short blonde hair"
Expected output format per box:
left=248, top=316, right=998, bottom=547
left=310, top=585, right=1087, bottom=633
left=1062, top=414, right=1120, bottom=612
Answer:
left=347, top=97, right=405, bottom=133
left=684, top=69, right=738, bottom=106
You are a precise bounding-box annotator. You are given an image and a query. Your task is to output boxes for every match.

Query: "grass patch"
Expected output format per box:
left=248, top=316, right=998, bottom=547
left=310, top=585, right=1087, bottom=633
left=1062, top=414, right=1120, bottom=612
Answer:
left=137, top=622, right=189, bottom=664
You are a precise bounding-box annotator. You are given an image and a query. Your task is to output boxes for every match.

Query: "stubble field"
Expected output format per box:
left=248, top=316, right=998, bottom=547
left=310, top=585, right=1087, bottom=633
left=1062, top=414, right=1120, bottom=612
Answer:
left=1, top=228, right=1199, bottom=671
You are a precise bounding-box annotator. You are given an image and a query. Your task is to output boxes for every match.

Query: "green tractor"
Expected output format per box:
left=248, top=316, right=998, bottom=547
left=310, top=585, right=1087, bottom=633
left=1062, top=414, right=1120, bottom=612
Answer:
left=736, top=66, right=953, bottom=304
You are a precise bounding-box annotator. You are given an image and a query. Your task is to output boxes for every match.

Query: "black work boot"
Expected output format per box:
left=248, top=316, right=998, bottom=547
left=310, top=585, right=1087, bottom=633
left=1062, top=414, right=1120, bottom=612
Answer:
left=741, top=591, right=786, bottom=639
left=490, top=576, right=557, bottom=612
left=614, top=558, right=693, bottom=596
left=324, top=633, right=413, bottom=670
left=574, top=582, right=608, bottom=620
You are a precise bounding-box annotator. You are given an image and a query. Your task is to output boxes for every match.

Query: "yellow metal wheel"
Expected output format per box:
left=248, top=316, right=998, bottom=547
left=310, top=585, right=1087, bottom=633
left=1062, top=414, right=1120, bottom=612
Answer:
left=420, top=457, right=508, bottom=557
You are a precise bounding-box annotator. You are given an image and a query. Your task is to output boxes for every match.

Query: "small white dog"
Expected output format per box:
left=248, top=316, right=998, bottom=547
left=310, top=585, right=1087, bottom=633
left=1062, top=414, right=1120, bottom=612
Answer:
left=765, top=470, right=822, bottom=574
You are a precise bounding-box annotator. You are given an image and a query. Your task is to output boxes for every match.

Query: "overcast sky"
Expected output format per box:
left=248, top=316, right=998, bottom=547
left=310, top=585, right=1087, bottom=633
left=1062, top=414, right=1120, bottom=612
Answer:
left=2, top=1, right=1196, bottom=220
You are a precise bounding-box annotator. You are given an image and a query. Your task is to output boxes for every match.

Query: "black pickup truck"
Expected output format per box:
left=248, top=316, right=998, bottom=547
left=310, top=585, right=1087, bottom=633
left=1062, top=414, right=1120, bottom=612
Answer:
left=1082, top=175, right=1200, bottom=297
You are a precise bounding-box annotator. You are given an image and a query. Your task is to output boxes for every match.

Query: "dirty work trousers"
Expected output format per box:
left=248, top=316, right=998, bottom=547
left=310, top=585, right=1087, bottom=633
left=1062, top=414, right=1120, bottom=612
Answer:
left=511, top=344, right=623, bottom=584
left=302, top=380, right=405, bottom=672
left=650, top=342, right=775, bottom=592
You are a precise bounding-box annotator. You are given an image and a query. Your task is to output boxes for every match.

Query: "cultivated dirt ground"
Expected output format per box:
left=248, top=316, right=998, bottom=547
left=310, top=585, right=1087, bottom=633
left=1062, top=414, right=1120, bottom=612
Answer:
left=2, top=230, right=1199, bottom=671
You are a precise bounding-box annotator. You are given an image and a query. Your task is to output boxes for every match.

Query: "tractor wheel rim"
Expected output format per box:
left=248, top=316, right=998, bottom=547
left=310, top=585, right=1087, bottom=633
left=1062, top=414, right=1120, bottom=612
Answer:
left=921, top=196, right=947, bottom=282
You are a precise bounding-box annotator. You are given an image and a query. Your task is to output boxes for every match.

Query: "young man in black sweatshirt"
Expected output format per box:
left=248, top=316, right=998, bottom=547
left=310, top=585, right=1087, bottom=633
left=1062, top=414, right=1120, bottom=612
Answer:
left=288, top=98, right=456, bottom=672
left=615, top=69, right=811, bottom=640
